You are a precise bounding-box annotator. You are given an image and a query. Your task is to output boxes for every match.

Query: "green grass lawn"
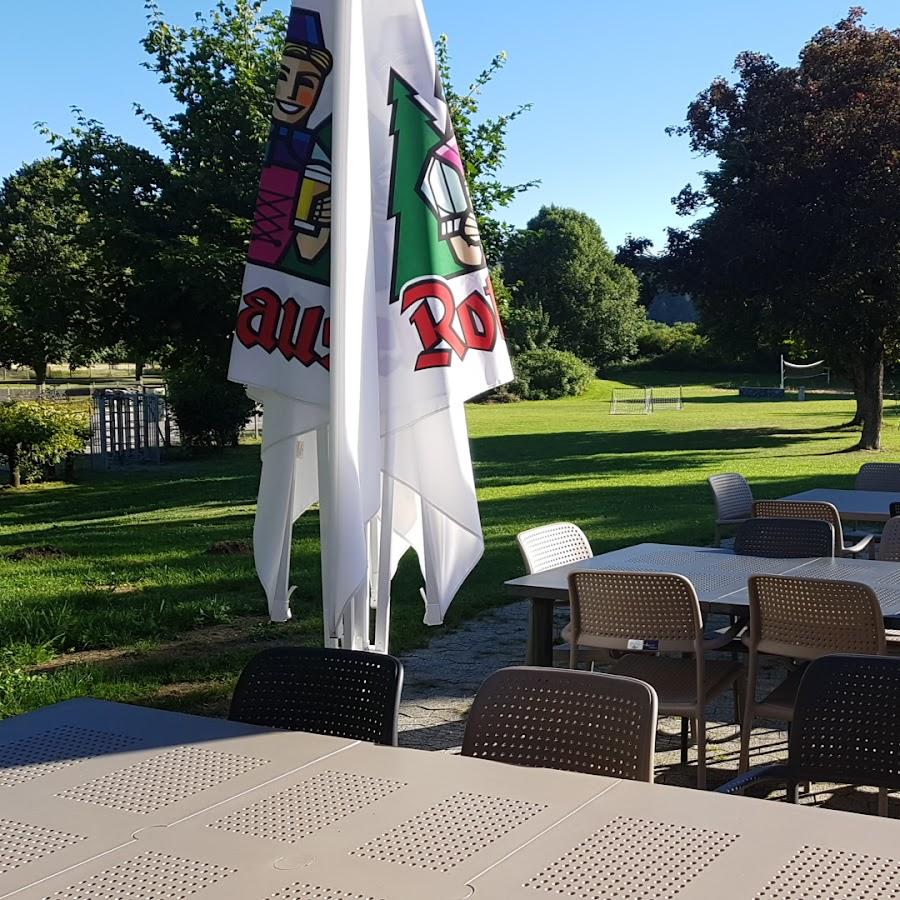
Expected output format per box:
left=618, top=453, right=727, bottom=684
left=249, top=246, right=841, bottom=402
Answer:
left=1, top=372, right=897, bottom=719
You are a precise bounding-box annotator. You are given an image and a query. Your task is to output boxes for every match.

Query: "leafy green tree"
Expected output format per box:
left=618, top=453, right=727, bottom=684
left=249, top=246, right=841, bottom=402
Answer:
left=52, top=120, right=175, bottom=376
left=503, top=206, right=645, bottom=368
left=0, top=159, right=98, bottom=385
left=56, top=0, right=287, bottom=373
left=666, top=9, right=900, bottom=450
left=0, top=400, right=91, bottom=488
left=615, top=235, right=664, bottom=309
left=436, top=35, right=537, bottom=263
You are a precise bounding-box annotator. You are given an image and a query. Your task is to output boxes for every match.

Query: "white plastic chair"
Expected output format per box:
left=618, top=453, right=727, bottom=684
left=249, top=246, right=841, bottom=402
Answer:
left=517, top=522, right=592, bottom=574
left=517, top=522, right=594, bottom=667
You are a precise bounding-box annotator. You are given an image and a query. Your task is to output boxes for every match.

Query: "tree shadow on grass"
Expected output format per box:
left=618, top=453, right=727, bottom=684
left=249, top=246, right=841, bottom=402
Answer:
left=472, top=427, right=846, bottom=485
left=0, top=446, right=263, bottom=529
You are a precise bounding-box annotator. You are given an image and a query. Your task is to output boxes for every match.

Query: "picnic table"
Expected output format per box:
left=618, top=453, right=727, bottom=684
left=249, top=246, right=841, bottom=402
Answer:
left=4, top=698, right=900, bottom=899
left=505, top=542, right=900, bottom=666
left=781, top=488, right=900, bottom=522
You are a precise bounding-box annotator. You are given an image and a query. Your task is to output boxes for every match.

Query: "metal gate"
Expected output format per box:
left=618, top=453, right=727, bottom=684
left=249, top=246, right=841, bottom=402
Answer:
left=90, top=390, right=162, bottom=467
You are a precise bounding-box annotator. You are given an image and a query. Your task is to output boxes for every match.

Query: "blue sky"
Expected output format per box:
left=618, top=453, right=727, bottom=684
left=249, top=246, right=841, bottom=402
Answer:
left=1, top=1, right=897, bottom=249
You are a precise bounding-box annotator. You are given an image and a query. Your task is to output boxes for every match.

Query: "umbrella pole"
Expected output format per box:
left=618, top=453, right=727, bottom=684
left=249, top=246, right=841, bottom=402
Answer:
left=374, top=448, right=394, bottom=654
left=317, top=425, right=340, bottom=649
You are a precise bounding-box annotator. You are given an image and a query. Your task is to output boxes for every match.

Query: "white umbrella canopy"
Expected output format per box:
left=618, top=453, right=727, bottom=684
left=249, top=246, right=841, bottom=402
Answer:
left=229, top=0, right=512, bottom=650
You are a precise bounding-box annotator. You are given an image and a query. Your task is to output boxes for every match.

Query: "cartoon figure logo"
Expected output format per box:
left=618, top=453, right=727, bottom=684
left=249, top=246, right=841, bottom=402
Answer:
left=247, top=8, right=333, bottom=284
left=419, top=136, right=485, bottom=271
left=387, top=71, right=499, bottom=371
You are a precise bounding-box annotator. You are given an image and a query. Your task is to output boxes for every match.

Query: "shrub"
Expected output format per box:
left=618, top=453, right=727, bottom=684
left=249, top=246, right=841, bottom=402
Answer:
left=503, top=303, right=559, bottom=356
left=635, top=320, right=735, bottom=370
left=0, top=400, right=91, bottom=487
left=166, top=357, right=255, bottom=451
left=511, top=348, right=595, bottom=400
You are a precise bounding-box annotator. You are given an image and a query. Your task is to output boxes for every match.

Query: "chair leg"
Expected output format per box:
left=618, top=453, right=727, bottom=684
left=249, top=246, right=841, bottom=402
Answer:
left=696, top=714, right=707, bottom=790
left=740, top=657, right=757, bottom=773
left=680, top=718, right=689, bottom=765
left=714, top=524, right=721, bottom=547
left=568, top=642, right=578, bottom=671
left=787, top=781, right=799, bottom=804
left=879, top=787, right=889, bottom=817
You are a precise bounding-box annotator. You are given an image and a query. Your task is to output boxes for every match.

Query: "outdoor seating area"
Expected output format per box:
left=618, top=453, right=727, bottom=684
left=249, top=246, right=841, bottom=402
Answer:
left=505, top=462, right=900, bottom=799
left=4, top=0, right=900, bottom=896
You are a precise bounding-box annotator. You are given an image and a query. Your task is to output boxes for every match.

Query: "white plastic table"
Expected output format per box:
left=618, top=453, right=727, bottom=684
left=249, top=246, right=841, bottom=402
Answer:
left=782, top=488, right=900, bottom=522
left=4, top=699, right=900, bottom=899
left=505, top=542, right=900, bottom=665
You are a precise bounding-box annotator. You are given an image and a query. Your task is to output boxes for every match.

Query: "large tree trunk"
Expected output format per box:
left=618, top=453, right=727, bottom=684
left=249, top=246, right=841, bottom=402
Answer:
left=8, top=445, right=21, bottom=488
left=135, top=359, right=145, bottom=383
left=854, top=352, right=884, bottom=451
left=848, top=390, right=865, bottom=428
left=32, top=359, right=48, bottom=393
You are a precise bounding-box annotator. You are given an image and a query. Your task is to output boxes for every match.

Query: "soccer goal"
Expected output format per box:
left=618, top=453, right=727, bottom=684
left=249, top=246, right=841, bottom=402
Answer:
left=780, top=356, right=831, bottom=390
left=610, top=386, right=684, bottom=415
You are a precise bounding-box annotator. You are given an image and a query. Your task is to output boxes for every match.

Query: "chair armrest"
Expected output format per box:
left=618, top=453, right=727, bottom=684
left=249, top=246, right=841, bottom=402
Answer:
left=702, top=616, right=748, bottom=651
left=715, top=765, right=795, bottom=796
left=842, top=533, right=875, bottom=557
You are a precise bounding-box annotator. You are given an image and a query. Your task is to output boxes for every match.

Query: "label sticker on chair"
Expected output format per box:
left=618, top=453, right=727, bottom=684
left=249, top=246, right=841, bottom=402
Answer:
left=627, top=639, right=659, bottom=652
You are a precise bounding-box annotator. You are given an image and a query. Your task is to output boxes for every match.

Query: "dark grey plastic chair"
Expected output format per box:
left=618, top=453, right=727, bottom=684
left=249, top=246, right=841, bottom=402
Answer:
left=229, top=647, right=403, bottom=746
left=722, top=654, right=900, bottom=816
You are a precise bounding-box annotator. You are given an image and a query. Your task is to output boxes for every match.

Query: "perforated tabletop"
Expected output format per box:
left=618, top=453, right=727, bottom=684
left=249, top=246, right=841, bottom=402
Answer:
left=782, top=488, right=900, bottom=522
left=4, top=701, right=900, bottom=899
left=505, top=542, right=900, bottom=622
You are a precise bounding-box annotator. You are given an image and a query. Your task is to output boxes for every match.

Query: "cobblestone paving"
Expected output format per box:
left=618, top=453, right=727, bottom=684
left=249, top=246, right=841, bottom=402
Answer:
left=398, top=601, right=888, bottom=815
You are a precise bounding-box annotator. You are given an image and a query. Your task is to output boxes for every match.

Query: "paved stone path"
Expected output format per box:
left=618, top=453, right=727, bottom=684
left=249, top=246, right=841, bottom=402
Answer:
left=397, top=600, right=887, bottom=815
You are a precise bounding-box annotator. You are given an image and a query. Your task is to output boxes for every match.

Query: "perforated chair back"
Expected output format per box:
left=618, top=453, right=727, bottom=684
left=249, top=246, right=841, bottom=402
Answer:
left=567, top=570, right=702, bottom=654
left=751, top=500, right=842, bottom=555
left=856, top=462, right=900, bottom=492
left=747, top=575, right=886, bottom=661
left=891, top=502, right=900, bottom=519
left=790, top=654, right=900, bottom=789
left=734, top=517, right=835, bottom=559
left=462, top=666, right=658, bottom=782
left=229, top=647, right=403, bottom=745
left=517, top=522, right=592, bottom=575
left=880, top=517, right=900, bottom=562
left=708, top=473, right=753, bottom=522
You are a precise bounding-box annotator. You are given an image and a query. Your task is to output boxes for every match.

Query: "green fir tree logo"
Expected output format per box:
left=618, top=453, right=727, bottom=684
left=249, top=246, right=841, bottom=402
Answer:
left=387, top=70, right=473, bottom=303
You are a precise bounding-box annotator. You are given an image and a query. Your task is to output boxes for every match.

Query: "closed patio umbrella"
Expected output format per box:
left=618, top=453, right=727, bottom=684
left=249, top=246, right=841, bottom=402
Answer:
left=229, top=0, right=512, bottom=650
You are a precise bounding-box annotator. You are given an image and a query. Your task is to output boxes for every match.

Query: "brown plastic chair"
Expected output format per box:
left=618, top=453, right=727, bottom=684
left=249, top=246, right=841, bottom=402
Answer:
left=880, top=517, right=900, bottom=562
left=752, top=499, right=874, bottom=558
left=856, top=462, right=900, bottom=492
left=565, top=570, right=744, bottom=789
left=740, top=575, right=886, bottom=771
left=733, top=518, right=834, bottom=559
left=708, top=473, right=753, bottom=546
left=462, top=667, right=658, bottom=782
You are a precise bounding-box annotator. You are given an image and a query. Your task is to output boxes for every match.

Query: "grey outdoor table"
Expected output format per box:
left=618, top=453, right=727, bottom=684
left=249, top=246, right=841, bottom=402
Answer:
left=5, top=699, right=900, bottom=899
left=782, top=487, right=900, bottom=522
left=505, top=542, right=900, bottom=666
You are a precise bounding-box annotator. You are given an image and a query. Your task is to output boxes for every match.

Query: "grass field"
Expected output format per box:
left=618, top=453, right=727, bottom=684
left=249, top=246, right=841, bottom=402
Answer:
left=1, top=372, right=898, bottom=719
